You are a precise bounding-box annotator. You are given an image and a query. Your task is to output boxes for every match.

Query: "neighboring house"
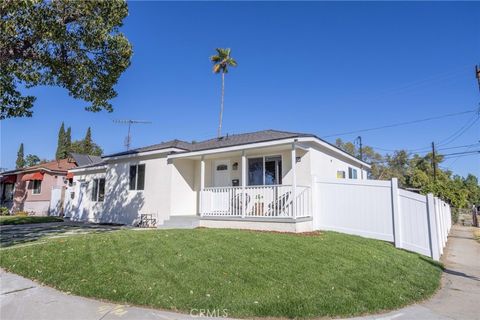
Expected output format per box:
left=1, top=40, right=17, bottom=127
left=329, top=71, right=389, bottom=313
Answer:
left=66, top=130, right=370, bottom=232
left=0, top=154, right=101, bottom=215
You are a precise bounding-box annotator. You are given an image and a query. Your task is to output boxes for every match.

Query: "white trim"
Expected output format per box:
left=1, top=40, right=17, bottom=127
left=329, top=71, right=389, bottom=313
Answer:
left=103, top=147, right=186, bottom=161
left=69, top=165, right=108, bottom=173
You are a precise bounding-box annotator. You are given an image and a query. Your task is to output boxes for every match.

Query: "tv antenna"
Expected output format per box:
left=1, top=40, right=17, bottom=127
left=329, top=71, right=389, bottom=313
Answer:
left=113, top=119, right=152, bottom=150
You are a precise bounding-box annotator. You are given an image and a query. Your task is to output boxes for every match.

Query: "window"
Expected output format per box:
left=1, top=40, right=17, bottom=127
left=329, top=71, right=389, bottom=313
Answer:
left=348, top=167, right=358, bottom=179
left=337, top=170, right=346, bottom=179
left=248, top=156, right=282, bottom=186
left=32, top=180, right=41, bottom=194
left=1, top=183, right=14, bottom=202
left=216, top=164, right=228, bottom=171
left=129, top=164, right=145, bottom=190
left=91, top=178, right=105, bottom=202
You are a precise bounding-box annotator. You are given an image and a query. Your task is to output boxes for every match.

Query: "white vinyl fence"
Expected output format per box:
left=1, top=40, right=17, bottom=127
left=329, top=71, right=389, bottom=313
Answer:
left=313, top=177, right=451, bottom=260
left=49, top=186, right=65, bottom=217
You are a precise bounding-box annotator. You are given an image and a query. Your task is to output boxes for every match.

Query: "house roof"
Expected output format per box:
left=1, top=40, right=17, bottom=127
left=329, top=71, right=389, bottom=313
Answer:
left=105, top=130, right=315, bottom=158
left=80, top=129, right=369, bottom=169
left=70, top=153, right=103, bottom=167
left=1, top=158, right=77, bottom=176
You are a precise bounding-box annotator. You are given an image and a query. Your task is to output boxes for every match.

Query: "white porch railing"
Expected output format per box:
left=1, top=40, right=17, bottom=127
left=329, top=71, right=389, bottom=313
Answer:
left=200, top=185, right=311, bottom=218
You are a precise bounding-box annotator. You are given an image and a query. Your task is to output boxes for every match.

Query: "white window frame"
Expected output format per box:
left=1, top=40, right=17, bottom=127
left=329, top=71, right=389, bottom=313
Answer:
left=129, top=164, right=145, bottom=191
left=348, top=167, right=358, bottom=179
left=247, top=154, right=283, bottom=186
left=91, top=178, right=105, bottom=202
left=32, top=180, right=42, bottom=195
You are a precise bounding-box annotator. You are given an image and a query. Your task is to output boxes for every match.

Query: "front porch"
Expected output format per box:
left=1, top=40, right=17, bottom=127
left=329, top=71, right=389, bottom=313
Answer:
left=200, top=184, right=312, bottom=219
left=170, top=140, right=313, bottom=226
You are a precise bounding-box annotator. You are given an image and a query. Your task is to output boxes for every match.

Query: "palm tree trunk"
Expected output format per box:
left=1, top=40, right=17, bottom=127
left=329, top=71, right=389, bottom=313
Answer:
left=218, top=72, right=225, bottom=137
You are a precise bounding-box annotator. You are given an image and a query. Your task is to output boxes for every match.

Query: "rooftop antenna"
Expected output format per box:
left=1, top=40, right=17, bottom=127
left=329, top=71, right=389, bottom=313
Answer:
left=113, top=120, right=152, bottom=150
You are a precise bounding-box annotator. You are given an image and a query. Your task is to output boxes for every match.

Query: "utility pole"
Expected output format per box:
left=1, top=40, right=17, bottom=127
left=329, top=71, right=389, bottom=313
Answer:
left=431, top=142, right=437, bottom=182
left=476, top=65, right=480, bottom=91
left=357, top=136, right=363, bottom=162
left=355, top=136, right=364, bottom=179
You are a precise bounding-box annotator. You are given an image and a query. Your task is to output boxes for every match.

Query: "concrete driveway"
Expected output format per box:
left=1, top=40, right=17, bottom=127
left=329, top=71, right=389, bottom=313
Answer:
left=0, top=225, right=479, bottom=320
left=0, top=221, right=123, bottom=248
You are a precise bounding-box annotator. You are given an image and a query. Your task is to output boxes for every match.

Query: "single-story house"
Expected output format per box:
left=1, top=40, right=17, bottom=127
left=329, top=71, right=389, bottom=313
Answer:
left=66, top=130, right=371, bottom=232
left=0, top=154, right=101, bottom=215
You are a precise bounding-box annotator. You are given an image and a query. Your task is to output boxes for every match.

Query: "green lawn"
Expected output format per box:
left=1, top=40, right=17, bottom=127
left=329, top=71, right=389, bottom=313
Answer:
left=0, top=216, right=63, bottom=225
left=0, top=229, right=442, bottom=318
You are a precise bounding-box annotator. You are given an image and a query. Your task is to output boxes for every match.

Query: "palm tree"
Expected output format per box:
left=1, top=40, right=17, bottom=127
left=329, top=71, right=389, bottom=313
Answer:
left=210, top=48, right=237, bottom=137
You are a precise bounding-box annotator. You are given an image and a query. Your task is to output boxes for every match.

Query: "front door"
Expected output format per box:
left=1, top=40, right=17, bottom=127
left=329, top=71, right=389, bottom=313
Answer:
left=213, top=160, right=231, bottom=187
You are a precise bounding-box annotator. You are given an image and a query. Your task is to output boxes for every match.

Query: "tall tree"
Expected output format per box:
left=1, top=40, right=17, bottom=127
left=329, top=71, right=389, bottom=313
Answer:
left=83, top=127, right=93, bottom=155
left=65, top=127, right=72, bottom=155
left=210, top=48, right=237, bottom=137
left=15, top=143, right=25, bottom=169
left=0, top=0, right=133, bottom=119
left=55, top=122, right=66, bottom=160
left=25, top=154, right=40, bottom=167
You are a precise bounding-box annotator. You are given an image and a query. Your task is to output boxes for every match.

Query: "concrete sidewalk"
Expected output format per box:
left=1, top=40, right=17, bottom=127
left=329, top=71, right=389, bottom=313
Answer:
left=350, top=225, right=480, bottom=320
left=1, top=225, right=479, bottom=320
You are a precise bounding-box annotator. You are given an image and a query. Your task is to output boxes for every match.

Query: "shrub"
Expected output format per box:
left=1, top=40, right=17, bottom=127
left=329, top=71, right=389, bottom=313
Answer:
left=14, top=211, right=29, bottom=217
left=0, top=207, right=9, bottom=216
left=451, top=207, right=459, bottom=224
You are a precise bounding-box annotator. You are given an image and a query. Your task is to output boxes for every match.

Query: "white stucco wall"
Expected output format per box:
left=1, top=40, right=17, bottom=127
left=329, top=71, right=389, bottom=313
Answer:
left=309, top=145, right=368, bottom=181
left=170, top=159, right=196, bottom=216
left=67, top=153, right=177, bottom=225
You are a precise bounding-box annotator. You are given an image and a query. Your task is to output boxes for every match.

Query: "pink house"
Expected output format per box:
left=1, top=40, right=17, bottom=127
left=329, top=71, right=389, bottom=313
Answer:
left=1, top=159, right=77, bottom=215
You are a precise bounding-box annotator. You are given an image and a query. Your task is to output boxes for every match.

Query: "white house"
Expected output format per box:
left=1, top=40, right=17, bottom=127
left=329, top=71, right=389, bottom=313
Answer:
left=65, top=130, right=370, bottom=232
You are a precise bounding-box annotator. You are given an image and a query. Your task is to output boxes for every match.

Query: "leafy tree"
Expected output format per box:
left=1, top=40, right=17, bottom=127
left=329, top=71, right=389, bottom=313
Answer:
left=70, top=140, right=103, bottom=156
left=25, top=154, right=40, bottom=167
left=0, top=0, right=133, bottom=119
left=55, top=122, right=67, bottom=160
left=15, top=143, right=25, bottom=168
left=210, top=48, right=237, bottom=137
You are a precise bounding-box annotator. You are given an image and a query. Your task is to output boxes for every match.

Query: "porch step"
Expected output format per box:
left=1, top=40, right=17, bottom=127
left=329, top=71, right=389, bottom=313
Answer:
left=157, top=215, right=200, bottom=229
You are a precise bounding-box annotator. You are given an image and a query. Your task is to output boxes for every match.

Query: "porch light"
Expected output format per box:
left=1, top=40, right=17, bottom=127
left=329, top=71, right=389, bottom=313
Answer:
left=232, top=162, right=238, bottom=170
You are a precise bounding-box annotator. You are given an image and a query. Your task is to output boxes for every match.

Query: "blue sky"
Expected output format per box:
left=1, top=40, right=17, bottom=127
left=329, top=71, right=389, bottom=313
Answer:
left=1, top=2, right=479, bottom=177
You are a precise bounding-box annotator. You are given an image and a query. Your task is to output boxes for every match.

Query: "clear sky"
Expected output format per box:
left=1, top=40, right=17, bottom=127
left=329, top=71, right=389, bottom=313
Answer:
left=1, top=1, right=479, bottom=177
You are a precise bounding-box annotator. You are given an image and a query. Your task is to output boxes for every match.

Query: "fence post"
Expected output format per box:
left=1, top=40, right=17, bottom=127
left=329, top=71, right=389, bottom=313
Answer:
left=391, top=178, right=402, bottom=248
left=426, top=193, right=440, bottom=261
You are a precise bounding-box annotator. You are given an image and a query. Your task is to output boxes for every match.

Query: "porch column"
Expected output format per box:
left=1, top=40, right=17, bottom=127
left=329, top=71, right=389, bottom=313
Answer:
left=241, top=151, right=246, bottom=218
left=291, top=142, right=297, bottom=219
left=200, top=156, right=205, bottom=216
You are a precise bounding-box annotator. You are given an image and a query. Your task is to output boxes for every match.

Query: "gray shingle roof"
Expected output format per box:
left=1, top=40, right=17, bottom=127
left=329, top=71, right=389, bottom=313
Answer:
left=70, top=153, right=103, bottom=167
left=104, top=130, right=314, bottom=157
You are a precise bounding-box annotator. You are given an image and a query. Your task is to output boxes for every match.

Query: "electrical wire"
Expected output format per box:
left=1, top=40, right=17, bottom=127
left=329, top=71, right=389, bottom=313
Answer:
left=321, top=108, right=478, bottom=138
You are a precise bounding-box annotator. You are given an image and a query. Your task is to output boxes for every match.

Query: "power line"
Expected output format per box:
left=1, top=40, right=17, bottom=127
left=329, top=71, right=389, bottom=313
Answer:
left=363, top=112, right=479, bottom=153
left=436, top=116, right=480, bottom=147
left=321, top=108, right=478, bottom=138
left=442, top=150, right=480, bottom=158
